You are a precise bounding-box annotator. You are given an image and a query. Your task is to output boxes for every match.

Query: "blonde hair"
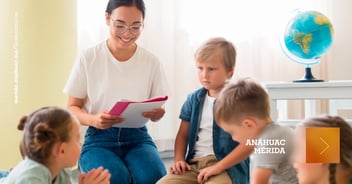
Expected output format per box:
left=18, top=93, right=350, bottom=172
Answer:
left=214, top=78, right=270, bottom=124
left=301, top=115, right=352, bottom=184
left=195, top=37, right=236, bottom=77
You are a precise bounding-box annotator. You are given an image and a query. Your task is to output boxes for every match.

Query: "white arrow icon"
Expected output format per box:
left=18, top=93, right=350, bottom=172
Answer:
left=319, top=137, right=330, bottom=155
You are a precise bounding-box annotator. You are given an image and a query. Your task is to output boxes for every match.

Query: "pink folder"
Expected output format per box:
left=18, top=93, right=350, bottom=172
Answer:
left=108, top=96, right=168, bottom=128
left=109, top=96, right=168, bottom=116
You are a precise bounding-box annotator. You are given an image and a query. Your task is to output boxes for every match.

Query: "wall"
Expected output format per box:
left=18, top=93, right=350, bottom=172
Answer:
left=0, top=0, right=76, bottom=168
left=327, top=0, right=352, bottom=80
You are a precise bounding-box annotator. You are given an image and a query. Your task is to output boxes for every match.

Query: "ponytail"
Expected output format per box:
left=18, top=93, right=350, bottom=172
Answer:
left=328, top=163, right=337, bottom=184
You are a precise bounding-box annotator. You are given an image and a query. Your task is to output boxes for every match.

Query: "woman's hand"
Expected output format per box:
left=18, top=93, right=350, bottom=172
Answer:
left=67, top=97, right=123, bottom=129
left=92, top=111, right=124, bottom=129
left=142, top=107, right=165, bottom=122
left=78, top=167, right=111, bottom=184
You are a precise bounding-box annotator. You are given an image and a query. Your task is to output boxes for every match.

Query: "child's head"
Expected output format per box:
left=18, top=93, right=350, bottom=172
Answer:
left=17, top=107, right=81, bottom=168
left=214, top=78, right=271, bottom=142
left=195, top=37, right=236, bottom=95
left=292, top=115, right=352, bottom=184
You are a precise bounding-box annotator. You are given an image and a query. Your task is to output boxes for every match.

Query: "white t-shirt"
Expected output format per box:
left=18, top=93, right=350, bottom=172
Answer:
left=250, top=123, right=298, bottom=184
left=64, top=41, right=169, bottom=114
left=194, top=94, right=215, bottom=157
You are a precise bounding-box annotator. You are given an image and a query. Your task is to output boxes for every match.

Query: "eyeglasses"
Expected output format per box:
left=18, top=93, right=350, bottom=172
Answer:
left=110, top=17, right=143, bottom=35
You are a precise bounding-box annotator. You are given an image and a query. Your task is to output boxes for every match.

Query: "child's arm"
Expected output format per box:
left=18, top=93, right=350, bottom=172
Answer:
left=197, top=143, right=253, bottom=183
left=251, top=168, right=272, bottom=184
left=169, top=120, right=192, bottom=175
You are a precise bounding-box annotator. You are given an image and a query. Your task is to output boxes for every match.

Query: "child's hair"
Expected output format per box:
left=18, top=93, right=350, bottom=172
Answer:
left=17, top=107, right=74, bottom=164
left=195, top=37, right=237, bottom=77
left=106, top=0, right=146, bottom=19
left=301, top=115, right=352, bottom=184
left=214, top=77, right=270, bottom=123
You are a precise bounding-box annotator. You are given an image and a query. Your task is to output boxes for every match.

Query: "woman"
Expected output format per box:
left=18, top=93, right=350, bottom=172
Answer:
left=64, top=0, right=168, bottom=183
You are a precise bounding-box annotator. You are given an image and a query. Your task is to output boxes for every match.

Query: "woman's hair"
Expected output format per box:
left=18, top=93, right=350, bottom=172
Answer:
left=195, top=37, right=237, bottom=77
left=214, top=78, right=270, bottom=124
left=17, top=107, right=74, bottom=164
left=105, top=0, right=146, bottom=19
left=301, top=115, right=352, bottom=184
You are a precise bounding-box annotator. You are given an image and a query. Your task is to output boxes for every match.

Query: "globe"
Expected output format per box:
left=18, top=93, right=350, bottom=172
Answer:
left=280, top=10, right=334, bottom=82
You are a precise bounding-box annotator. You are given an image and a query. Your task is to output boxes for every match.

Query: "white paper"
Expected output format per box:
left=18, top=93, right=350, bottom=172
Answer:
left=112, top=101, right=166, bottom=128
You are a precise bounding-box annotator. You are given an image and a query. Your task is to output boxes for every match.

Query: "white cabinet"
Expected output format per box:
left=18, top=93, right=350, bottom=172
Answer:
left=264, top=81, right=352, bottom=125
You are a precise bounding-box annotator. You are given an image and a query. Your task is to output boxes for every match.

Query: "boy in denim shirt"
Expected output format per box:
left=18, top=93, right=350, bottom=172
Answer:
left=158, top=38, right=250, bottom=184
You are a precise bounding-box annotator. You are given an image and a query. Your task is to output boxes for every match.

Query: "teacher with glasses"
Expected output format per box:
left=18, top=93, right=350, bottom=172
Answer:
left=64, top=0, right=168, bottom=183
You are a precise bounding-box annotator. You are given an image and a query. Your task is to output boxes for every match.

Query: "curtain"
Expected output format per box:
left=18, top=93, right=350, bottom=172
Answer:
left=77, top=0, right=332, bottom=151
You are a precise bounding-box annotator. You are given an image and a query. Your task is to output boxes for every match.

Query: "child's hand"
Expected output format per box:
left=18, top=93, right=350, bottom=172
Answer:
left=197, top=165, right=222, bottom=184
left=143, top=107, right=165, bottom=122
left=79, top=166, right=111, bottom=184
left=169, top=160, right=192, bottom=175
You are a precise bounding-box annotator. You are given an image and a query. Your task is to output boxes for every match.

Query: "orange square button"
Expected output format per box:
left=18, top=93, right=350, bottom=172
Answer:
left=306, top=127, right=340, bottom=163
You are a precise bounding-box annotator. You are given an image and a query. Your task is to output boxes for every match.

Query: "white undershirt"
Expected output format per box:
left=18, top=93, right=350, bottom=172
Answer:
left=194, top=93, right=215, bottom=157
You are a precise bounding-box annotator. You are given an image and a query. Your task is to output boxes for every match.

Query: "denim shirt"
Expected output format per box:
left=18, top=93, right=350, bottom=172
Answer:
left=180, top=87, right=250, bottom=184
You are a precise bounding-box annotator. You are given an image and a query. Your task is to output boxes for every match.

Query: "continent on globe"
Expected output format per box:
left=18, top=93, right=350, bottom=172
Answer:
left=293, top=33, right=312, bottom=55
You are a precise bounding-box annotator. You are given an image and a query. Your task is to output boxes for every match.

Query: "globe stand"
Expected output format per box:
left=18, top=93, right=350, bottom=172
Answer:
left=293, top=66, right=324, bottom=82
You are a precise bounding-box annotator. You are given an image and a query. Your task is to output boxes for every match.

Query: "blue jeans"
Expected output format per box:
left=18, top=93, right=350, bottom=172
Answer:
left=79, top=126, right=166, bottom=184
left=0, top=170, right=9, bottom=178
